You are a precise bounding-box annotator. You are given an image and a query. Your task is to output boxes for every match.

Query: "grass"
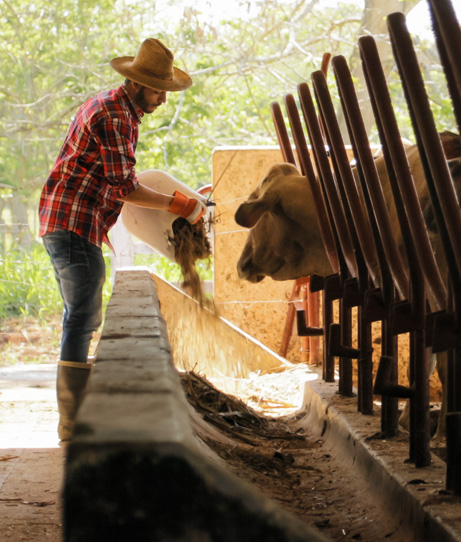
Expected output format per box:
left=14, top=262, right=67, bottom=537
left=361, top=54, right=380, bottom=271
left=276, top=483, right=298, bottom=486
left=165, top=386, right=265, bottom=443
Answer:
left=0, top=241, right=213, bottom=366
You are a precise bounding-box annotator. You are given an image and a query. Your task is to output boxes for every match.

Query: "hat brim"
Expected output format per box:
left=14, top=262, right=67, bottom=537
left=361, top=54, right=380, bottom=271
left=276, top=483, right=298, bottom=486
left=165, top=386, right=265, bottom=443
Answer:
left=110, top=56, right=192, bottom=92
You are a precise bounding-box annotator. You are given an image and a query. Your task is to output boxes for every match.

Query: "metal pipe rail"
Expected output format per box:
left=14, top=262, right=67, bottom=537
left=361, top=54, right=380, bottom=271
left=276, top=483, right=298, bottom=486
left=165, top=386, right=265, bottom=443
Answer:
left=330, top=54, right=417, bottom=437
left=358, top=34, right=432, bottom=468
left=427, top=0, right=461, bottom=134
left=296, top=83, right=364, bottom=401
left=270, top=100, right=339, bottom=383
left=265, top=0, right=461, bottom=491
left=387, top=9, right=461, bottom=493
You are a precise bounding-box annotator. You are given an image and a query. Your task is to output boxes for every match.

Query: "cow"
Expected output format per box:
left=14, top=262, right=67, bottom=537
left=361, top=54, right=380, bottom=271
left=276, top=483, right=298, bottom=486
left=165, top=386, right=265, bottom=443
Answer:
left=235, top=162, right=333, bottom=283
left=236, top=133, right=460, bottom=284
left=234, top=131, right=461, bottom=441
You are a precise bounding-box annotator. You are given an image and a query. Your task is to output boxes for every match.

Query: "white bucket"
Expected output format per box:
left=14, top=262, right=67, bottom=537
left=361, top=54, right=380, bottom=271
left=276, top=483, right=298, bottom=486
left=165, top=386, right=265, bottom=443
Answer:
left=121, top=169, right=214, bottom=263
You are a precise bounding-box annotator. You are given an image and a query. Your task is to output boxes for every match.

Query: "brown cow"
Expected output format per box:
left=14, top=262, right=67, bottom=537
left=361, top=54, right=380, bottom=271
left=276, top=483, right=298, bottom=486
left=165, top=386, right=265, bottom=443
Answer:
left=235, top=162, right=333, bottom=283
left=235, top=132, right=461, bottom=441
left=236, top=132, right=460, bottom=284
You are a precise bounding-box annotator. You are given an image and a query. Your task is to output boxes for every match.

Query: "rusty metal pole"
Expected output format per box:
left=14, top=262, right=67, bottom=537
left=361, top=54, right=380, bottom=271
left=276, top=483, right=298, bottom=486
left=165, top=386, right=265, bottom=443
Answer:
left=308, top=281, right=322, bottom=365
left=387, top=10, right=461, bottom=480
left=270, top=101, right=297, bottom=166
left=331, top=54, right=414, bottom=436
left=323, top=287, right=335, bottom=382
left=338, top=298, right=353, bottom=397
left=279, top=280, right=301, bottom=359
left=270, top=101, right=330, bottom=369
left=359, top=35, right=432, bottom=467
left=300, top=284, right=310, bottom=362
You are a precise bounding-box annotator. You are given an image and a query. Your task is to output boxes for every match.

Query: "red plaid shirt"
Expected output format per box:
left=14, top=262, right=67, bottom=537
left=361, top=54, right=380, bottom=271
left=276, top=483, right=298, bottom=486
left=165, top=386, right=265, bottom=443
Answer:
left=39, top=85, right=143, bottom=248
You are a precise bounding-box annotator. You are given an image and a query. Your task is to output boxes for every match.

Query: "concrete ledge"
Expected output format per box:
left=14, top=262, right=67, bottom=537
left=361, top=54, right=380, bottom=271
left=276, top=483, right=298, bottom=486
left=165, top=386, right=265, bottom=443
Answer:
left=301, top=374, right=461, bottom=542
left=63, top=268, right=329, bottom=542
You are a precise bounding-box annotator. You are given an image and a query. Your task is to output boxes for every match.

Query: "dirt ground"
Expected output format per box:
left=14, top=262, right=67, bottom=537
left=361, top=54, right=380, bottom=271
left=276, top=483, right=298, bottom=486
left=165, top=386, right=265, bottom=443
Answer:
left=181, top=371, right=416, bottom=542
left=0, top=317, right=434, bottom=541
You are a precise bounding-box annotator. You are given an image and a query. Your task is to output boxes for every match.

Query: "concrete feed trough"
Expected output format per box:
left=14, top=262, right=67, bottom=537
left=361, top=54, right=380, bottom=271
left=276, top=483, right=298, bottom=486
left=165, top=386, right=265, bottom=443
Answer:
left=62, top=269, right=461, bottom=542
left=63, top=269, right=329, bottom=542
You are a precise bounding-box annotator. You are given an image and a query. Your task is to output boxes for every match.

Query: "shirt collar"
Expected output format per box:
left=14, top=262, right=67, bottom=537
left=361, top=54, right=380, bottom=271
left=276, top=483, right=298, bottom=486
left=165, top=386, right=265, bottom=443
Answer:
left=118, top=85, right=144, bottom=124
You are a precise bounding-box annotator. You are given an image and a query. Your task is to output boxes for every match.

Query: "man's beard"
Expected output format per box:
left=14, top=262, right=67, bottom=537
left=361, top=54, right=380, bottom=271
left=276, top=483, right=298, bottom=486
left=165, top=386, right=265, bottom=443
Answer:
left=133, top=87, right=156, bottom=114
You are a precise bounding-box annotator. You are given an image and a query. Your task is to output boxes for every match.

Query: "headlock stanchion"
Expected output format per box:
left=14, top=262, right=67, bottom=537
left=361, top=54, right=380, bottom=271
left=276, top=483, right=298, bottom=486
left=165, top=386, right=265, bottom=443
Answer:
left=290, top=88, right=361, bottom=396
left=427, top=0, right=461, bottom=134
left=282, top=93, right=346, bottom=384
left=387, top=10, right=461, bottom=493
left=270, top=100, right=337, bottom=383
left=311, top=70, right=386, bottom=413
left=296, top=83, right=361, bottom=394
left=358, top=34, right=434, bottom=468
left=330, top=54, right=414, bottom=437
left=266, top=0, right=461, bottom=490
left=271, top=98, right=335, bottom=367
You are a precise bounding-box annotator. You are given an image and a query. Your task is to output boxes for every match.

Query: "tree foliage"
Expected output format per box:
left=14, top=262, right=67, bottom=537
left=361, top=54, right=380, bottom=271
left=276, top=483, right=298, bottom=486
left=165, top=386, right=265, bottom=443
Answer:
left=0, top=0, right=456, bottom=244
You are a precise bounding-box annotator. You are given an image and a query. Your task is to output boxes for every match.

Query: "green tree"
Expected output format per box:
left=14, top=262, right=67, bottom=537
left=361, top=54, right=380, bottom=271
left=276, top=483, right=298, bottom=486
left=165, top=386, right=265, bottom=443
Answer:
left=0, top=0, right=125, bottom=246
left=0, top=0, right=454, bottom=251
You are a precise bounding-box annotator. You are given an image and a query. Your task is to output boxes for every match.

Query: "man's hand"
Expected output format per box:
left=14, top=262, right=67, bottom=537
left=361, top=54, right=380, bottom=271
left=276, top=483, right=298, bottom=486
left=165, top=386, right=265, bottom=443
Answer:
left=169, top=191, right=207, bottom=224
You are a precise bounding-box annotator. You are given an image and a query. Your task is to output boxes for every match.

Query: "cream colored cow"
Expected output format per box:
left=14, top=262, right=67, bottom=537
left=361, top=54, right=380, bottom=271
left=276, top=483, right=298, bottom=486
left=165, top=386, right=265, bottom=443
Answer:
left=235, top=132, right=461, bottom=440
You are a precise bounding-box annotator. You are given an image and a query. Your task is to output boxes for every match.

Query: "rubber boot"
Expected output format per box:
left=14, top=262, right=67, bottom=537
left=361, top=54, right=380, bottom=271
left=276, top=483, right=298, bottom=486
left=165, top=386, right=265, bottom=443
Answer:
left=56, top=360, right=92, bottom=441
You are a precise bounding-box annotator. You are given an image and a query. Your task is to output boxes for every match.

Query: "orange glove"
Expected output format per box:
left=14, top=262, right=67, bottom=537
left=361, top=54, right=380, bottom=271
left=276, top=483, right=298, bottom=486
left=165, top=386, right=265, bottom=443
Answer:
left=169, top=191, right=207, bottom=224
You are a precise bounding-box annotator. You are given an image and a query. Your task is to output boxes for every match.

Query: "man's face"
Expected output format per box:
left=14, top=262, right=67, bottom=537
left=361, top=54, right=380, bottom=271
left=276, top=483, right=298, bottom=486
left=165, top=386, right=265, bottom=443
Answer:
left=133, top=85, right=167, bottom=114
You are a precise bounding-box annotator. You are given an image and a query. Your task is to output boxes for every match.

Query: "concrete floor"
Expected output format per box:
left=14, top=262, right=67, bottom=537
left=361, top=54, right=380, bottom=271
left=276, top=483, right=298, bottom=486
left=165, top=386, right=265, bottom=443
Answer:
left=0, top=363, right=63, bottom=542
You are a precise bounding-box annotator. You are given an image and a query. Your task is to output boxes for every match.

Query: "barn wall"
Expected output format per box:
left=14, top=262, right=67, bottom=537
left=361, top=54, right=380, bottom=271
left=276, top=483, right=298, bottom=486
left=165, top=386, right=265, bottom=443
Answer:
left=212, top=146, right=307, bottom=363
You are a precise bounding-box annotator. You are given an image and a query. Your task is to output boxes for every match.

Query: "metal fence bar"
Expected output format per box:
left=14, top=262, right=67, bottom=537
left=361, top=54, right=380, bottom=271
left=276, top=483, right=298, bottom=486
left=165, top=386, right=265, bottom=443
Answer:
left=359, top=34, right=432, bottom=468
left=387, top=9, right=461, bottom=493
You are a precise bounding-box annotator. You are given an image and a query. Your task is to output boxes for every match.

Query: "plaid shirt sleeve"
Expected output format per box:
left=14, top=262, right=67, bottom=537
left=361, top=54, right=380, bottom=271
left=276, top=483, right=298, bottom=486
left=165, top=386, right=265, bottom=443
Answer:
left=92, top=113, right=139, bottom=199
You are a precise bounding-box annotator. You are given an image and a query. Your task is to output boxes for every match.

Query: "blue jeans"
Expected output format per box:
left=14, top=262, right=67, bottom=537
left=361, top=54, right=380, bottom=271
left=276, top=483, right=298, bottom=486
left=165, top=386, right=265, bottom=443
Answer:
left=42, top=231, right=106, bottom=363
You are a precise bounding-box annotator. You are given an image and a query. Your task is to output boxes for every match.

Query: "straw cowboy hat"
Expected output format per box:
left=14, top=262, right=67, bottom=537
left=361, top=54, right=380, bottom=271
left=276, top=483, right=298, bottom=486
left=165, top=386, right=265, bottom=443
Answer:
left=110, top=38, right=192, bottom=92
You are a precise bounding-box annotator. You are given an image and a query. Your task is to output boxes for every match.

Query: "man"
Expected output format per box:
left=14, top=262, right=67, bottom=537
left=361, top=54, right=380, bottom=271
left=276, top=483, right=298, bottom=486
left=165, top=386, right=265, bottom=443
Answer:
left=39, top=38, right=206, bottom=441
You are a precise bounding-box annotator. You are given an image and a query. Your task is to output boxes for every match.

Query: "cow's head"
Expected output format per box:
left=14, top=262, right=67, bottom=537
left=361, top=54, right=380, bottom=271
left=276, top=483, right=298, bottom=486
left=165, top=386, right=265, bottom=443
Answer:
left=235, top=163, right=332, bottom=283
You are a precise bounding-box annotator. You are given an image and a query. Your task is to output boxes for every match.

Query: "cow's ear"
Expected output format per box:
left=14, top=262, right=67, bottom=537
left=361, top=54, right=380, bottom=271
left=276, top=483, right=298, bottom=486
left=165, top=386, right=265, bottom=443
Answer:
left=439, top=130, right=461, bottom=160
left=235, top=199, right=272, bottom=228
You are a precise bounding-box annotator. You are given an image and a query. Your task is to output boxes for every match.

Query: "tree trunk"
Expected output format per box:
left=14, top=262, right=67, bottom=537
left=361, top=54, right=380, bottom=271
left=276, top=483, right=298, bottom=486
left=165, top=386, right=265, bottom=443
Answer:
left=9, top=195, right=35, bottom=248
left=339, top=0, right=422, bottom=139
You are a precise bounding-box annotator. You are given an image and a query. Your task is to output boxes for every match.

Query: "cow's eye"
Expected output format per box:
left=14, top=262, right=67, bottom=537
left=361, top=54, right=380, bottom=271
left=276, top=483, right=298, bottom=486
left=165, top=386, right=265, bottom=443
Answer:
left=272, top=201, right=283, bottom=216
